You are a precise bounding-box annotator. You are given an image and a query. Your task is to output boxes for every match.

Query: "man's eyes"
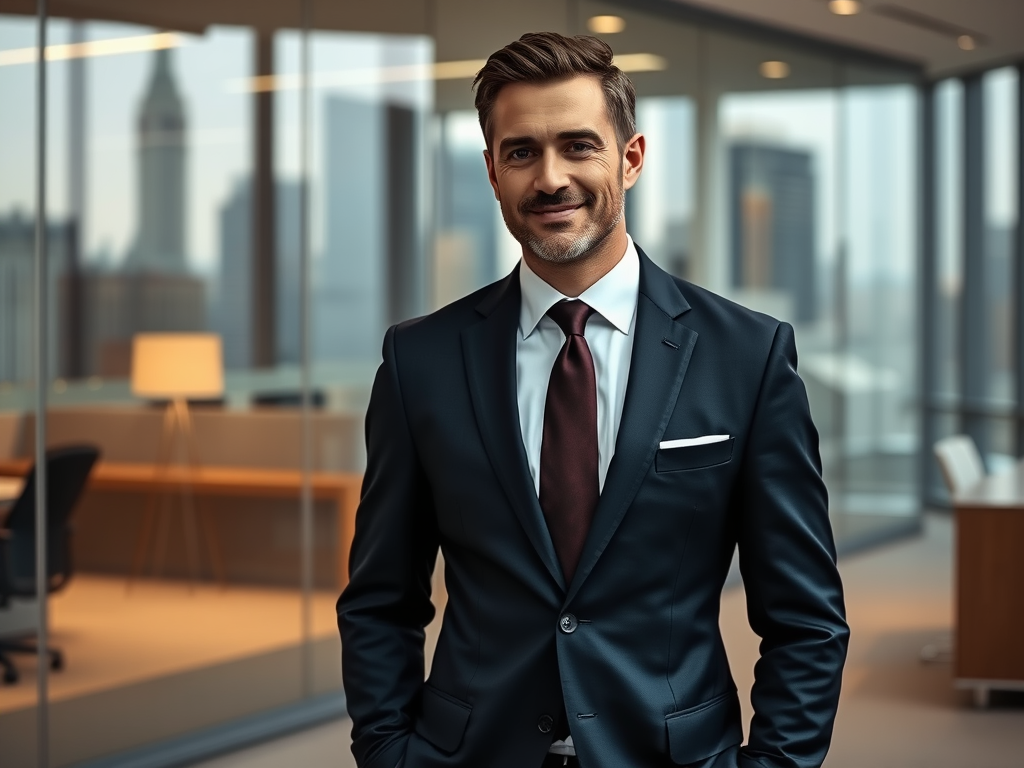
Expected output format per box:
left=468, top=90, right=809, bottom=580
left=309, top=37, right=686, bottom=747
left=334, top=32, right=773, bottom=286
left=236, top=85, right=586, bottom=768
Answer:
left=506, top=143, right=595, bottom=161
left=568, top=142, right=594, bottom=153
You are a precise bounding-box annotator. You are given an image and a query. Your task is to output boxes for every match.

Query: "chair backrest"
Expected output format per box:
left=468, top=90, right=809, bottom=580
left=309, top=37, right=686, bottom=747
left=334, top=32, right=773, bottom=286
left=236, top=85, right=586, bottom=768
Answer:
left=934, top=434, right=985, bottom=496
left=2, top=445, right=100, bottom=596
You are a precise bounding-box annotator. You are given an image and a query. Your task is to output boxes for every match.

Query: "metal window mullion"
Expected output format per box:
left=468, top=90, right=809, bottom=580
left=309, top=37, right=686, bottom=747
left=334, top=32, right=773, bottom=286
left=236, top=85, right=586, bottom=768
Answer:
left=919, top=81, right=938, bottom=505
left=299, top=0, right=314, bottom=697
left=961, top=73, right=988, bottom=462
left=1015, top=63, right=1024, bottom=454
left=33, top=1, right=50, bottom=765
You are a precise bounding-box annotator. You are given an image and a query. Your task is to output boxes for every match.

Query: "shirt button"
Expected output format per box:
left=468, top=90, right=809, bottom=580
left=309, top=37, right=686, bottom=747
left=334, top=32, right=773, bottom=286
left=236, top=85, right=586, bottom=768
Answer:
left=537, top=714, right=554, bottom=733
left=559, top=613, right=578, bottom=634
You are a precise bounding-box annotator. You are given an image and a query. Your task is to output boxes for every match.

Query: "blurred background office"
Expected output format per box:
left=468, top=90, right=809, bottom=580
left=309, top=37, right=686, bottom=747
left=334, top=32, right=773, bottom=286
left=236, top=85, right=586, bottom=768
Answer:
left=0, top=1, right=1021, bottom=767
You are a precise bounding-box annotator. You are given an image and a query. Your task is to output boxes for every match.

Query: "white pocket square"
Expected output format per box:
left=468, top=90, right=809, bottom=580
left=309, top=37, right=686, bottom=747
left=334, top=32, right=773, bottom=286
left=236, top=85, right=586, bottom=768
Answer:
left=659, top=435, right=731, bottom=450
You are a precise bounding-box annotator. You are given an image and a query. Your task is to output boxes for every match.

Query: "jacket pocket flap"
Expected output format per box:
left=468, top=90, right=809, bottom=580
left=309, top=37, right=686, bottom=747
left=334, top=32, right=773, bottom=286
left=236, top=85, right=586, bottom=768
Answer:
left=656, top=437, right=734, bottom=473
left=665, top=690, right=742, bottom=765
left=414, top=684, right=472, bottom=754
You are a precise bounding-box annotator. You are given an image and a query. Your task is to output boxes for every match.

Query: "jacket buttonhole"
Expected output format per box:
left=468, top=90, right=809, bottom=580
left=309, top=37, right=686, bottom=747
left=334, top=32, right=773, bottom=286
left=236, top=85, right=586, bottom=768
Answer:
left=661, top=338, right=680, bottom=349
left=576, top=712, right=597, bottom=719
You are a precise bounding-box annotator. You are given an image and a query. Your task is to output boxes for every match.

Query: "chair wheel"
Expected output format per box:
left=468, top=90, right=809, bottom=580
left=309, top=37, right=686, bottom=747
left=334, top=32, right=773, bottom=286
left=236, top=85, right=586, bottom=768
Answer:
left=50, top=652, right=63, bottom=671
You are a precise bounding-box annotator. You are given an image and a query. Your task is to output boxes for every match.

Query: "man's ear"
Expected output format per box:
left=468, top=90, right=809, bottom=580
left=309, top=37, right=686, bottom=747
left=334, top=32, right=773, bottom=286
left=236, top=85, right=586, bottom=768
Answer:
left=621, top=132, right=646, bottom=192
left=483, top=150, right=501, bottom=201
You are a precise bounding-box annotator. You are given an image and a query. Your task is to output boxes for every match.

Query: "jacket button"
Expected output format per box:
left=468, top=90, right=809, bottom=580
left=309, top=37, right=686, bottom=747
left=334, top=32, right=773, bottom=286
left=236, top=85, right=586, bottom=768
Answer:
left=559, top=613, right=578, bottom=634
left=537, top=714, right=554, bottom=733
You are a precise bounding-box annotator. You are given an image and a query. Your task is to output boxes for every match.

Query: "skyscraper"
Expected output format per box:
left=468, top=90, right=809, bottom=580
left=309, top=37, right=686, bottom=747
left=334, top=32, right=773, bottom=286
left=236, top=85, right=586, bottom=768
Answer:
left=729, top=141, right=817, bottom=324
left=0, top=210, right=67, bottom=383
left=127, top=48, right=187, bottom=273
left=217, top=178, right=303, bottom=369
left=316, top=96, right=385, bottom=363
left=64, top=48, right=205, bottom=378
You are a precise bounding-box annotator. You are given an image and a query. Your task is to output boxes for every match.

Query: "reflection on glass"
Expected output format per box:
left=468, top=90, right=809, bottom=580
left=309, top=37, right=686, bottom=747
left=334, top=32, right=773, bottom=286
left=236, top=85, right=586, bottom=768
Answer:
left=630, top=97, right=695, bottom=278
left=935, top=79, right=963, bottom=400
left=839, top=80, right=919, bottom=528
left=983, top=68, right=1018, bottom=406
left=719, top=72, right=919, bottom=543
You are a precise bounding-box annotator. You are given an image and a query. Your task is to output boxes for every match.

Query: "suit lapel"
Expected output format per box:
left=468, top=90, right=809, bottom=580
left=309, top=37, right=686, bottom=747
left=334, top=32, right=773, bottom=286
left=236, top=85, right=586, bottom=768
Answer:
left=462, top=269, right=566, bottom=591
left=565, top=249, right=697, bottom=604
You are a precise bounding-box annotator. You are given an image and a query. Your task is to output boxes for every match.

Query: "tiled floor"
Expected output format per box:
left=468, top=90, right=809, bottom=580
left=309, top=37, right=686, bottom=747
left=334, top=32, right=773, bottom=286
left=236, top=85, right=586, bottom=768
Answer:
left=194, top=514, right=1024, bottom=768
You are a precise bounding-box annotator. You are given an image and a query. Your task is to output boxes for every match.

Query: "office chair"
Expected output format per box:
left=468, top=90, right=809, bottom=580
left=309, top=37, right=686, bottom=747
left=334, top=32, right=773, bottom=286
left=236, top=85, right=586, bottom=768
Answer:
left=0, top=445, right=99, bottom=684
left=922, top=434, right=986, bottom=665
left=934, top=434, right=985, bottom=497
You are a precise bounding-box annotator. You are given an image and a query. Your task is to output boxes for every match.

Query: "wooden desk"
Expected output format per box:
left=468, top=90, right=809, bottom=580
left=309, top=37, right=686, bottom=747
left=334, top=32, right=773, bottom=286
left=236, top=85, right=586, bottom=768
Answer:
left=953, top=465, right=1024, bottom=704
left=0, top=459, right=361, bottom=590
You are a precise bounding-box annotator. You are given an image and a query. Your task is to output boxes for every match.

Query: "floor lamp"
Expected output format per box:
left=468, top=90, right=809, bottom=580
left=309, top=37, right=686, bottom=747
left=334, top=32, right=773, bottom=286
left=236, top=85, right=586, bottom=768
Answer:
left=129, top=333, right=226, bottom=588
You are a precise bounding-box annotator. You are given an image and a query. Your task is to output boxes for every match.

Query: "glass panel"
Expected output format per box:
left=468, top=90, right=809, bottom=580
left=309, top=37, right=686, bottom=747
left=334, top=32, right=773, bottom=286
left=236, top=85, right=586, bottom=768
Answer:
left=435, top=110, right=507, bottom=309
left=983, top=67, right=1019, bottom=407
left=934, top=79, right=963, bottom=402
left=835, top=71, right=919, bottom=535
left=630, top=97, right=696, bottom=277
left=0, top=4, right=361, bottom=761
left=710, top=32, right=921, bottom=548
left=0, top=12, right=42, bottom=764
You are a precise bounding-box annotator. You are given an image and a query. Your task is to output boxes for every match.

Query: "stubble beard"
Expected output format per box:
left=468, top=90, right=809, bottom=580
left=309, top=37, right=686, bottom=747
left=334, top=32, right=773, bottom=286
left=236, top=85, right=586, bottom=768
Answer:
left=502, top=183, right=625, bottom=265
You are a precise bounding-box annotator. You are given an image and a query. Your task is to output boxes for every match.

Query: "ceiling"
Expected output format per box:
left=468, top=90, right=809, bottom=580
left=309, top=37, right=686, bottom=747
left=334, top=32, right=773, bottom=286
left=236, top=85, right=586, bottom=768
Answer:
left=1, top=0, right=1021, bottom=80
left=670, top=0, right=1024, bottom=78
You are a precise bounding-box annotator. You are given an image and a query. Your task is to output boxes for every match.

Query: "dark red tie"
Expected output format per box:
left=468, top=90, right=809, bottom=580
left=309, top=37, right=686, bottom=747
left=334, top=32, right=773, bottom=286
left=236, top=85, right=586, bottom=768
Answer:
left=539, top=300, right=599, bottom=583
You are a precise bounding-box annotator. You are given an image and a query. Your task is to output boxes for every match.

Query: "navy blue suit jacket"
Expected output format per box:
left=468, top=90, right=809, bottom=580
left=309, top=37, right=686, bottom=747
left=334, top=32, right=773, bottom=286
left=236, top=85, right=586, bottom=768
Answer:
left=338, top=248, right=848, bottom=768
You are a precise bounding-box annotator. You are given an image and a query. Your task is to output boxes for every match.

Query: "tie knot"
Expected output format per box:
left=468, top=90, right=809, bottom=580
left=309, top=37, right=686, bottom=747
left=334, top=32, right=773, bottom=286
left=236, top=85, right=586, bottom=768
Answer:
left=546, top=300, right=595, bottom=338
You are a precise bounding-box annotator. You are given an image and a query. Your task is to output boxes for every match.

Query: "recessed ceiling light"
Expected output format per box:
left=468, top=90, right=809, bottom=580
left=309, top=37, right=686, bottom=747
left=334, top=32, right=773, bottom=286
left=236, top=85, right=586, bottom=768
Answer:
left=587, top=15, right=627, bottom=34
left=957, top=35, right=976, bottom=51
left=828, top=0, right=861, bottom=15
left=760, top=60, right=790, bottom=79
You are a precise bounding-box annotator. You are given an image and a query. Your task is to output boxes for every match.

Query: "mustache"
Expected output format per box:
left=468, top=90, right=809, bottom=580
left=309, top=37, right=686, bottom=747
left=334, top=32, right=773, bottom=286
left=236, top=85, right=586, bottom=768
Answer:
left=518, top=190, right=594, bottom=215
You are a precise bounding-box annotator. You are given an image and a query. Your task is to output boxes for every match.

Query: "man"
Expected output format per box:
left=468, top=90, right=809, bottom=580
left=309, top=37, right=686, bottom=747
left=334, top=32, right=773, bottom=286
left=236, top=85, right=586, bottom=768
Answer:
left=338, top=32, right=848, bottom=768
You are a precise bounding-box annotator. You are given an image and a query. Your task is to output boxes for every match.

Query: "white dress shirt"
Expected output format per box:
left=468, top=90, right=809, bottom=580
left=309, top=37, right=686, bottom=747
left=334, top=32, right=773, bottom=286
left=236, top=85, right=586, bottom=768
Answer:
left=517, top=236, right=640, bottom=497
left=516, top=236, right=639, bottom=759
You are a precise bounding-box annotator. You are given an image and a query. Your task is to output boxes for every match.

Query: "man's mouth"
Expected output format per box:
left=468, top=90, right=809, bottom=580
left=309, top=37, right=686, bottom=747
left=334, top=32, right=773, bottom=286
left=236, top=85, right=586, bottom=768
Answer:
left=528, top=203, right=584, bottom=222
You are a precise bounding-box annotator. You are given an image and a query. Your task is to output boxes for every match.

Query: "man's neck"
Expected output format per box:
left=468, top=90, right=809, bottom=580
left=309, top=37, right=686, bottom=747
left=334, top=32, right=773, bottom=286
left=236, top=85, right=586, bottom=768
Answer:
left=522, top=225, right=628, bottom=298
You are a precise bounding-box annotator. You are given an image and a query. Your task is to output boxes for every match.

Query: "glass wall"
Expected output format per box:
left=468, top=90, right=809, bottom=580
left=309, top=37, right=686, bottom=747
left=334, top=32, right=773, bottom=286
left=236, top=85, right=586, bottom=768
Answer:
left=925, top=66, right=1021, bottom=505
left=1, top=1, right=926, bottom=764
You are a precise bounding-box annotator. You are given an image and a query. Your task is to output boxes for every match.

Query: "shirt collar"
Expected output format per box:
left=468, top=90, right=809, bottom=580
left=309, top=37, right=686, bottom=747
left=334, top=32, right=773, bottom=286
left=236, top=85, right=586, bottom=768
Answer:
left=519, top=235, right=640, bottom=339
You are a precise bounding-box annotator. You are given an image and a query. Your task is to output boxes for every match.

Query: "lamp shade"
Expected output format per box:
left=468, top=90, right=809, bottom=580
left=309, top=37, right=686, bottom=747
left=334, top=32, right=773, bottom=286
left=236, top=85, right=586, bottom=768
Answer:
left=131, top=333, right=224, bottom=399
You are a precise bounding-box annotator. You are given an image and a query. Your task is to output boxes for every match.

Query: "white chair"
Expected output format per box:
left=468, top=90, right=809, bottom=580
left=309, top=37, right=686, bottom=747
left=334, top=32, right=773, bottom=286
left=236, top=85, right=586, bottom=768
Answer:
left=923, top=435, right=986, bottom=670
left=934, top=434, right=985, bottom=497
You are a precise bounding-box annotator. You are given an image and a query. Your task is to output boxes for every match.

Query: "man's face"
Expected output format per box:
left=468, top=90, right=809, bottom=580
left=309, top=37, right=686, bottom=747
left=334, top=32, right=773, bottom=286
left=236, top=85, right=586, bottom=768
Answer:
left=484, top=75, right=641, bottom=265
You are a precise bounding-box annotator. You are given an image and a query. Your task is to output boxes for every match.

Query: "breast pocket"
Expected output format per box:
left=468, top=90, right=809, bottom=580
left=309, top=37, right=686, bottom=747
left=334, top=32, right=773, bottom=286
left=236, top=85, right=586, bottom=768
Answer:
left=655, top=437, right=734, bottom=473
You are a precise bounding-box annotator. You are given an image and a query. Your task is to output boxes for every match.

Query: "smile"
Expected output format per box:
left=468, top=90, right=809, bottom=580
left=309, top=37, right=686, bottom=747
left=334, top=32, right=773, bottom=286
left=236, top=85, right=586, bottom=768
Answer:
left=529, top=204, right=583, bottom=222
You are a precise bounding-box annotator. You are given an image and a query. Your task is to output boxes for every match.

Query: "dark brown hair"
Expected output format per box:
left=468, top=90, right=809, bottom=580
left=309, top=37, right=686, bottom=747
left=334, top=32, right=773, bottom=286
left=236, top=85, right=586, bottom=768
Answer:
left=473, top=32, right=636, bottom=151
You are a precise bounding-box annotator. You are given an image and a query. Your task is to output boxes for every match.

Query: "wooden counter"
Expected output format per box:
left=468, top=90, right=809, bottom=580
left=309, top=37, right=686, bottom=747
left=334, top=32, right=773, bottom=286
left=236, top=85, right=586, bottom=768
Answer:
left=0, top=459, right=361, bottom=590
left=953, top=465, right=1024, bottom=705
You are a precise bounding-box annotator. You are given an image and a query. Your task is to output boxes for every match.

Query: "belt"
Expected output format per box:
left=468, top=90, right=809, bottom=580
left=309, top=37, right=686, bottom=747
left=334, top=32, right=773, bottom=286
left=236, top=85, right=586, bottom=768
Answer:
left=541, top=754, right=581, bottom=768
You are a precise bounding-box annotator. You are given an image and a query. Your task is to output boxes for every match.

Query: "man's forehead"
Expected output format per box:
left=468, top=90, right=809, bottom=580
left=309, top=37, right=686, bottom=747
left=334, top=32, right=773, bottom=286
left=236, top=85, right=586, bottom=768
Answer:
left=490, top=76, right=613, bottom=140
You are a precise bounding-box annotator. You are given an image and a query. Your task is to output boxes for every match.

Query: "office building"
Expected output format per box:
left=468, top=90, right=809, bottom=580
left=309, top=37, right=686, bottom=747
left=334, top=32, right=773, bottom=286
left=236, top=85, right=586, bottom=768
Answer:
left=0, top=210, right=68, bottom=383
left=729, top=141, right=816, bottom=324
left=217, top=177, right=303, bottom=369
left=125, top=48, right=188, bottom=275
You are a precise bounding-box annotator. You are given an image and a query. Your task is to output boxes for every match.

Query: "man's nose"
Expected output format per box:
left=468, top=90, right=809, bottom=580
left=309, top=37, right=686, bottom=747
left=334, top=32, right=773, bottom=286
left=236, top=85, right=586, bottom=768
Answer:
left=534, top=150, right=570, bottom=194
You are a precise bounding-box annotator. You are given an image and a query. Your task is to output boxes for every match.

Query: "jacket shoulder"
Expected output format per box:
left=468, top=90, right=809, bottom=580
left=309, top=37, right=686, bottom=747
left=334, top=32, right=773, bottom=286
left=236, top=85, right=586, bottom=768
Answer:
left=675, top=278, right=783, bottom=338
left=388, top=273, right=512, bottom=349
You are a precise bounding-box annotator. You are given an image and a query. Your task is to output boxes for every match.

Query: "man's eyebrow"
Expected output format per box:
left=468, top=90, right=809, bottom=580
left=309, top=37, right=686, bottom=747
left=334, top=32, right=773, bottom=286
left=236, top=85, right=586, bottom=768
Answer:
left=497, top=129, right=607, bottom=154
left=556, top=129, right=605, bottom=144
left=498, top=135, right=537, bottom=152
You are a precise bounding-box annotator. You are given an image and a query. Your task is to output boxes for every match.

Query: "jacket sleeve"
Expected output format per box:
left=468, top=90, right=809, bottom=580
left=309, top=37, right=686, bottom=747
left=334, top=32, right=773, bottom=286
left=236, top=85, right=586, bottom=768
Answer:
left=734, top=322, right=850, bottom=768
left=338, top=324, right=439, bottom=768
